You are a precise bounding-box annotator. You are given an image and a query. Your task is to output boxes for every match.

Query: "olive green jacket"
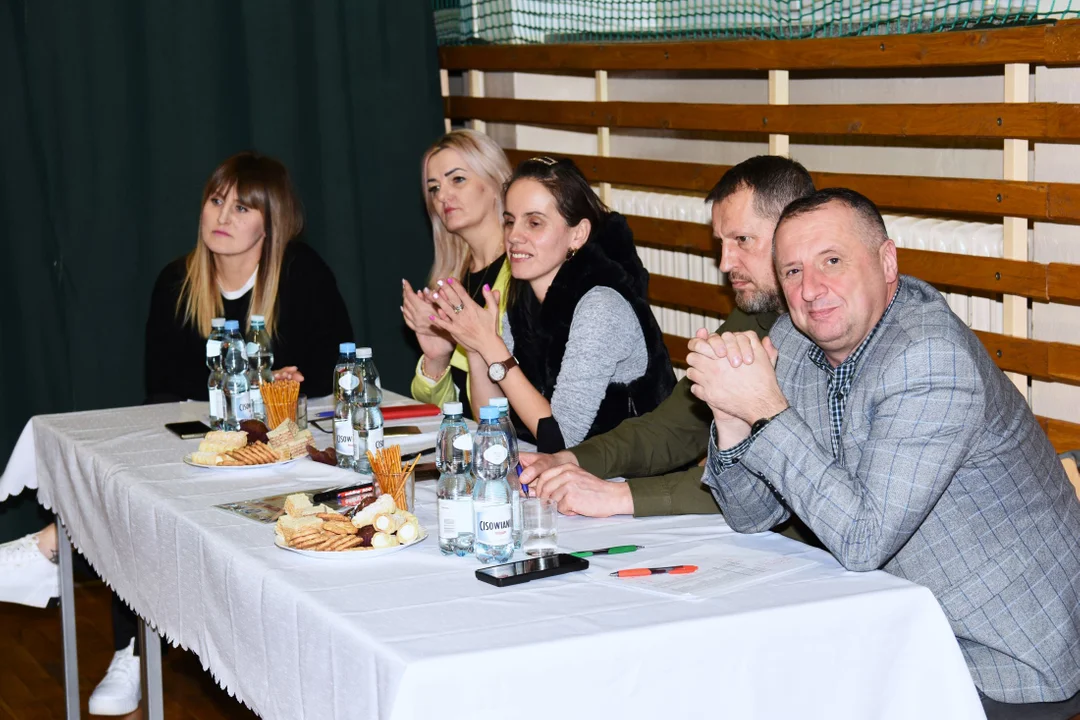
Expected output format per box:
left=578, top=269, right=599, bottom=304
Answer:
left=572, top=308, right=778, bottom=517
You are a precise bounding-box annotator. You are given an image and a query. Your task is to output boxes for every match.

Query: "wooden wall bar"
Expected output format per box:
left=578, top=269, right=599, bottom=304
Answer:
left=447, top=97, right=1080, bottom=143
left=444, top=21, right=1080, bottom=451
left=440, top=21, right=1080, bottom=71
left=502, top=150, right=1080, bottom=224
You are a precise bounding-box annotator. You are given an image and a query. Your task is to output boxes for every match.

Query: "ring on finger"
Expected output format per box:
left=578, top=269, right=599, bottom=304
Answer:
left=452, top=303, right=465, bottom=314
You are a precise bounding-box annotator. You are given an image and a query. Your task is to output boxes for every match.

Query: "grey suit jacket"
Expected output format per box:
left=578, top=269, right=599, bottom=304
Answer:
left=703, top=276, right=1080, bottom=704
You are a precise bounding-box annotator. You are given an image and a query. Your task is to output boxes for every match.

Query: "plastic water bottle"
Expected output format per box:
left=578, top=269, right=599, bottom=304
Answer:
left=435, top=401, right=470, bottom=472
left=490, top=397, right=523, bottom=548
left=246, top=341, right=273, bottom=424
left=206, top=339, right=225, bottom=429
left=352, top=377, right=383, bottom=475
left=225, top=318, right=246, bottom=360
left=437, top=403, right=474, bottom=556
left=333, top=342, right=356, bottom=405
left=222, top=320, right=252, bottom=430
left=210, top=317, right=227, bottom=347
left=472, top=406, right=514, bottom=564
left=247, top=315, right=274, bottom=366
left=335, top=369, right=359, bottom=470
left=355, top=347, right=382, bottom=397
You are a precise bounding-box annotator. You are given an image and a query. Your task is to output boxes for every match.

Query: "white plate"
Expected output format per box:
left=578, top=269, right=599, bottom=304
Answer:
left=184, top=454, right=302, bottom=470
left=274, top=529, right=428, bottom=559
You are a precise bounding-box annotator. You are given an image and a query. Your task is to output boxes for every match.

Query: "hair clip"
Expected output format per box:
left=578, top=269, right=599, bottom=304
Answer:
left=529, top=156, right=558, bottom=166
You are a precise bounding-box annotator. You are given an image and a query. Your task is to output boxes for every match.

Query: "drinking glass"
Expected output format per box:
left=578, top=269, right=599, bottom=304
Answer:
left=296, top=394, right=308, bottom=429
left=522, top=497, right=558, bottom=556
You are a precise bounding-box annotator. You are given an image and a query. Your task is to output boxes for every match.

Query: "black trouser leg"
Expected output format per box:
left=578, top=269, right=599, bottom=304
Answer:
left=110, top=589, right=139, bottom=654
left=981, top=689, right=1080, bottom=720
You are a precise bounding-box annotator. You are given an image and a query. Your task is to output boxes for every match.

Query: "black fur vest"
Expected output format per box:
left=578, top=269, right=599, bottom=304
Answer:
left=507, top=212, right=676, bottom=452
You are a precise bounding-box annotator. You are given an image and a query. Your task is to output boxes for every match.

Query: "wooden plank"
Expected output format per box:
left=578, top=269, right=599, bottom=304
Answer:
left=446, top=97, right=1080, bottom=142
left=1048, top=262, right=1080, bottom=304
left=896, top=248, right=1047, bottom=300
left=1049, top=342, right=1080, bottom=385
left=664, top=333, right=690, bottom=366
left=627, top=216, right=715, bottom=255
left=1040, top=417, right=1080, bottom=453
left=972, top=331, right=1048, bottom=379
left=503, top=149, right=1080, bottom=223
left=440, top=21, right=1080, bottom=72
left=649, top=275, right=736, bottom=316
left=625, top=215, right=1052, bottom=301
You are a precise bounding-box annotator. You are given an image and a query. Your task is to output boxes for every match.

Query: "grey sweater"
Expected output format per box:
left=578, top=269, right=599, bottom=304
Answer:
left=502, top=286, right=648, bottom=447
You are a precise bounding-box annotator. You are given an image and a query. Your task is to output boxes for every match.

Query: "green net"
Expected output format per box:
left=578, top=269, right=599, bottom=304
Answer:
left=433, top=0, right=1079, bottom=44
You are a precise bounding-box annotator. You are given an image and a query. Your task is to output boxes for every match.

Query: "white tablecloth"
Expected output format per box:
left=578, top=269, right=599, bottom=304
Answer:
left=1, top=394, right=985, bottom=720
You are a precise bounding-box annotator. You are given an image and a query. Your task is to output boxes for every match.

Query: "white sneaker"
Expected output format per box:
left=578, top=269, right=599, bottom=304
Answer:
left=88, top=638, right=142, bottom=715
left=0, top=532, right=60, bottom=608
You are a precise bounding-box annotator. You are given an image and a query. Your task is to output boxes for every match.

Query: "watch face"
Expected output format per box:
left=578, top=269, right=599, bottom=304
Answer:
left=488, top=362, right=507, bottom=382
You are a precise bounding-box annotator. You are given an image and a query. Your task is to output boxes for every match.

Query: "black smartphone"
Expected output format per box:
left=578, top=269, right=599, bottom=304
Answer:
left=475, top=553, right=589, bottom=587
left=164, top=421, right=212, bottom=440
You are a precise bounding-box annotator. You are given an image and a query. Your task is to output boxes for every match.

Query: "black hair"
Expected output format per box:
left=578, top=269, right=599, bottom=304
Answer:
left=705, top=155, right=815, bottom=221
left=504, top=156, right=609, bottom=232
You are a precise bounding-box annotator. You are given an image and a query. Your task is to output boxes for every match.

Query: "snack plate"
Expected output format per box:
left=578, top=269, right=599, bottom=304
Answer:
left=275, top=529, right=428, bottom=559
left=184, top=454, right=302, bottom=470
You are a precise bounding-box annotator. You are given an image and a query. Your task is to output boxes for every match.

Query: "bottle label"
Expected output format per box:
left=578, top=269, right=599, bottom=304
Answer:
left=438, top=498, right=473, bottom=540
left=250, top=387, right=263, bottom=415
left=209, top=389, right=224, bottom=419
left=206, top=339, right=221, bottom=357
left=234, top=391, right=253, bottom=420
left=453, top=433, right=473, bottom=451
left=352, top=429, right=362, bottom=463
left=483, top=445, right=508, bottom=465
left=339, top=373, right=359, bottom=391
left=335, top=419, right=354, bottom=456
left=474, top=503, right=512, bottom=545
left=369, top=426, right=384, bottom=452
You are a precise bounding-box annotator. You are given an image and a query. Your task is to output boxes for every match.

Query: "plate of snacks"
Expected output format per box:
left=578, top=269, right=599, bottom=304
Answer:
left=274, top=492, right=426, bottom=558
left=185, top=417, right=314, bottom=468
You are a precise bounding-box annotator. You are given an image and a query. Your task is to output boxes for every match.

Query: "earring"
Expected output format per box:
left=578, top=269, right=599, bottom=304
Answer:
left=565, top=247, right=577, bottom=261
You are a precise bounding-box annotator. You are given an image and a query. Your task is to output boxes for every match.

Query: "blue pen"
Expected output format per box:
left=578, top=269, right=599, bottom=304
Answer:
left=517, top=463, right=528, bottom=496
left=314, top=410, right=335, bottom=419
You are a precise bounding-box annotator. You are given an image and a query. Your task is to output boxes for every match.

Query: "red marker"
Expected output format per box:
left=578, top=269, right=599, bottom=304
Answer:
left=610, top=565, right=698, bottom=578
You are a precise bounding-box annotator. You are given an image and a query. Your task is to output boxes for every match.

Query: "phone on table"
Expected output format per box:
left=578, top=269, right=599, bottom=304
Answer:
left=475, top=553, right=589, bottom=587
left=164, top=421, right=212, bottom=440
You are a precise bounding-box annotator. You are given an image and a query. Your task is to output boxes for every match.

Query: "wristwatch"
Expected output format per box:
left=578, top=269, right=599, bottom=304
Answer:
left=487, top=356, right=518, bottom=382
left=751, top=410, right=785, bottom=435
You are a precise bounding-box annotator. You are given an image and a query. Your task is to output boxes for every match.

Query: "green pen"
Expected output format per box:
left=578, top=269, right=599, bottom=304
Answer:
left=570, top=544, right=644, bottom=558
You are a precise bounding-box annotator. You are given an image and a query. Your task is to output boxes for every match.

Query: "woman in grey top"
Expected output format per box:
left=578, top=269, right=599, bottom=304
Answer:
left=428, top=157, right=675, bottom=452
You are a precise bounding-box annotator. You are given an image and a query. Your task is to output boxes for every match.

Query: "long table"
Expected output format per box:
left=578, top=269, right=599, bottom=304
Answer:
left=1, top=393, right=986, bottom=719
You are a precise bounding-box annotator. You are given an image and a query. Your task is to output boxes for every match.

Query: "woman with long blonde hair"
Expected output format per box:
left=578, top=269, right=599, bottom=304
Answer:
left=403, top=129, right=512, bottom=418
left=147, top=150, right=352, bottom=402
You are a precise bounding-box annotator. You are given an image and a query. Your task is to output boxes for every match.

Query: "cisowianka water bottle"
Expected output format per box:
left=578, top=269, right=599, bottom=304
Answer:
left=206, top=339, right=225, bottom=430
left=490, top=397, right=522, bottom=547
left=335, top=370, right=359, bottom=470
left=246, top=341, right=273, bottom=423
left=352, top=348, right=383, bottom=474
left=437, top=403, right=474, bottom=556
left=333, top=342, right=356, bottom=405
left=221, top=320, right=252, bottom=430
left=472, top=406, right=514, bottom=564
left=210, top=317, right=227, bottom=347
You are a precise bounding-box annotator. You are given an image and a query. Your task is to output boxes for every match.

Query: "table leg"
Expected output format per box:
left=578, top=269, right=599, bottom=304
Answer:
left=138, top=617, right=164, bottom=720
left=56, top=514, right=81, bottom=720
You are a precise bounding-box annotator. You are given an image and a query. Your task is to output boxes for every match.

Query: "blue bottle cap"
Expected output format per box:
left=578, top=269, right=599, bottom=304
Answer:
left=339, top=342, right=356, bottom=353
left=479, top=406, right=500, bottom=421
left=224, top=320, right=240, bottom=331
left=490, top=397, right=509, bottom=409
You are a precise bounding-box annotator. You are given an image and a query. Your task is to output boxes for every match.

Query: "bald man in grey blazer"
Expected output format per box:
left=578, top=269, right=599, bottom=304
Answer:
left=689, top=188, right=1080, bottom=719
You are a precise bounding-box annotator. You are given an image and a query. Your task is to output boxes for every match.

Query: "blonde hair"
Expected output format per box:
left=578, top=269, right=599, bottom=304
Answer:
left=178, top=152, right=303, bottom=338
left=421, top=129, right=511, bottom=286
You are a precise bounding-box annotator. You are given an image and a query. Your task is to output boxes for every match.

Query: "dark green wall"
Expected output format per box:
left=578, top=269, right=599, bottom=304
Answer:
left=0, top=0, right=443, bottom=540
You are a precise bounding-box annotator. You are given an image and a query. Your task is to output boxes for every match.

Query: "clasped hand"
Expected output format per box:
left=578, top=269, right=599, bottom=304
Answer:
left=685, top=329, right=788, bottom=425
left=426, top=278, right=502, bottom=357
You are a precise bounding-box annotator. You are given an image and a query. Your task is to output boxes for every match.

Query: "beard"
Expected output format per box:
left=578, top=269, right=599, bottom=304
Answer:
left=735, top=286, right=783, bottom=314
